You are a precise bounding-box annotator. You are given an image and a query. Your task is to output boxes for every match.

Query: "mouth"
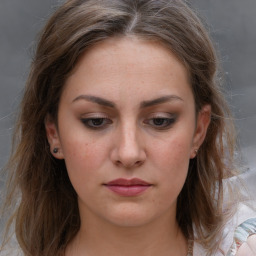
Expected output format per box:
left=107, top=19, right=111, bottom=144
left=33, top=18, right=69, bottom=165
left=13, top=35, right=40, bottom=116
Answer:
left=103, top=178, right=152, bottom=197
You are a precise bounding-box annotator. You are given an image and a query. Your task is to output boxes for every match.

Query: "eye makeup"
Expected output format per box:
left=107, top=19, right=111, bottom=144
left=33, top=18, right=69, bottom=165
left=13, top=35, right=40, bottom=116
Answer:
left=143, top=113, right=177, bottom=130
left=81, top=117, right=112, bottom=129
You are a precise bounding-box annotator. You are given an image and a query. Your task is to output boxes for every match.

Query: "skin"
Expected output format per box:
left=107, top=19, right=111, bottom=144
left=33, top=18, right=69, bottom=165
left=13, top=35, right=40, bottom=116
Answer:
left=45, top=37, right=211, bottom=256
left=236, top=235, right=256, bottom=256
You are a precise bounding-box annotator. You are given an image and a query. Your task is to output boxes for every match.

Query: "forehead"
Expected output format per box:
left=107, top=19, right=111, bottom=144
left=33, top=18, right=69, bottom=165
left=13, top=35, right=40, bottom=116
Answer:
left=73, top=36, right=188, bottom=77
left=62, top=36, right=192, bottom=104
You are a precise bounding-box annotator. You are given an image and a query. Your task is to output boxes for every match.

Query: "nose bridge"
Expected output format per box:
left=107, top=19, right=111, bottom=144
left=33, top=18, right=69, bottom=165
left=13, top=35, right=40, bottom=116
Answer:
left=120, top=119, right=137, bottom=146
left=113, top=118, right=146, bottom=168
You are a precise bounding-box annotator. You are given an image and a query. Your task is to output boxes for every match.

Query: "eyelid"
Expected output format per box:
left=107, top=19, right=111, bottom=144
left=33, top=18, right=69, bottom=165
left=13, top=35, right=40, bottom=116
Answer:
left=80, top=112, right=110, bottom=119
left=143, top=112, right=177, bottom=130
left=80, top=117, right=112, bottom=129
left=80, top=113, right=113, bottom=130
left=147, top=112, right=176, bottom=118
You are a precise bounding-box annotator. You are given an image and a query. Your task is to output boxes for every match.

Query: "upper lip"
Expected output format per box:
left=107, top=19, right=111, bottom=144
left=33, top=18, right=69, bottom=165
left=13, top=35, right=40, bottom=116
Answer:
left=105, top=178, right=151, bottom=186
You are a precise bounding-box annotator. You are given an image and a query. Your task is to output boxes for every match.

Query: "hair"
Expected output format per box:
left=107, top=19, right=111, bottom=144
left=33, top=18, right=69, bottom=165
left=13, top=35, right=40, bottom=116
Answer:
left=1, top=0, right=241, bottom=255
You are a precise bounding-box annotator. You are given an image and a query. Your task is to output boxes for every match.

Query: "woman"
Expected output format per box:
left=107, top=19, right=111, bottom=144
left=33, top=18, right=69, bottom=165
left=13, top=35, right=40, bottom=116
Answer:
left=1, top=0, right=255, bottom=255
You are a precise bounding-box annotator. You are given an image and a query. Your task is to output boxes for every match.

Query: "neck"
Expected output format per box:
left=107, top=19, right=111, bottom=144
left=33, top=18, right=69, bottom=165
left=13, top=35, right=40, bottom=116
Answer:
left=66, top=208, right=188, bottom=256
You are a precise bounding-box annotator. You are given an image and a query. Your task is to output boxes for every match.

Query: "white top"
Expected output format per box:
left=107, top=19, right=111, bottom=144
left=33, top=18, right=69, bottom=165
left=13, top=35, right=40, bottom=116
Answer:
left=193, top=203, right=256, bottom=255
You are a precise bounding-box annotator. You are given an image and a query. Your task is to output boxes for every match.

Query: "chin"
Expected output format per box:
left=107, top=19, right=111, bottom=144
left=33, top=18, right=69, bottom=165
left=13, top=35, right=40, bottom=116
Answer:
left=101, top=203, right=162, bottom=228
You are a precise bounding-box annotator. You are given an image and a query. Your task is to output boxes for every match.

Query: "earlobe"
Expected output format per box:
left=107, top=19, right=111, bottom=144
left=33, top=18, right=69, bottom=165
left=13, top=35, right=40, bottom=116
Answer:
left=190, top=105, right=211, bottom=159
left=44, top=114, right=64, bottom=159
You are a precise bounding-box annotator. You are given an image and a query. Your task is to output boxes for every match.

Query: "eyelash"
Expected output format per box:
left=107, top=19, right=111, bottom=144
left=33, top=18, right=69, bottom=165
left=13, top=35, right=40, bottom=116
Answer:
left=81, top=115, right=176, bottom=130
left=81, top=117, right=112, bottom=129
left=144, top=117, right=176, bottom=130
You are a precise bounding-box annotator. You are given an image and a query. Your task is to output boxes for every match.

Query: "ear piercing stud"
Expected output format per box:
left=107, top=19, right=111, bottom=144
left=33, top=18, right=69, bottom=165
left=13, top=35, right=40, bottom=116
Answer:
left=53, top=148, right=59, bottom=154
left=194, top=149, right=198, bottom=155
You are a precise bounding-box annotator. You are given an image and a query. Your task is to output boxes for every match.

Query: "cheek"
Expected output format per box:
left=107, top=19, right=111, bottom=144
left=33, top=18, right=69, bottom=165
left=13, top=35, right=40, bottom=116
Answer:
left=61, top=135, right=108, bottom=184
left=150, top=135, right=192, bottom=196
left=152, top=135, right=192, bottom=172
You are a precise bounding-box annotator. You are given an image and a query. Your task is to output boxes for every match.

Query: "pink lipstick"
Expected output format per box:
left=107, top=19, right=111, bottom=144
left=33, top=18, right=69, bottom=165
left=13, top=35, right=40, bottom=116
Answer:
left=104, top=178, right=152, bottom=196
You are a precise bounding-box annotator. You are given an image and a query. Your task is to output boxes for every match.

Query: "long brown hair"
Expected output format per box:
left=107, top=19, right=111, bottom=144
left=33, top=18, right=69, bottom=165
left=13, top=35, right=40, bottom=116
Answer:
left=1, top=0, right=240, bottom=255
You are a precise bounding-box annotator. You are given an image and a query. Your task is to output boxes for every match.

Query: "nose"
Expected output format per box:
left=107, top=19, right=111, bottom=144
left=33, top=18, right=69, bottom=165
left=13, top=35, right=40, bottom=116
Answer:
left=110, top=123, right=146, bottom=169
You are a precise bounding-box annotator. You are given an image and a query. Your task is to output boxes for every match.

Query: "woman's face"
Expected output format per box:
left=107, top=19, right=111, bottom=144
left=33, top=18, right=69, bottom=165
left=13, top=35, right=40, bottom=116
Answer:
left=46, top=37, right=210, bottom=228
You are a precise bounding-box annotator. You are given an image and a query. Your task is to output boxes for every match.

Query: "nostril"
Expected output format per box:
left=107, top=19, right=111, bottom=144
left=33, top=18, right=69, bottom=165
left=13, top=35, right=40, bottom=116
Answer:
left=110, top=131, right=146, bottom=168
left=134, top=160, right=144, bottom=167
left=114, top=159, right=144, bottom=168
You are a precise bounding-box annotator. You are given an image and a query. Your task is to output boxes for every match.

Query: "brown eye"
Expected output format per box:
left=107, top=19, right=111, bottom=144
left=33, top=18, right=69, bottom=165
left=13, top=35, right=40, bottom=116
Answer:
left=152, top=118, right=167, bottom=126
left=81, top=118, right=112, bottom=129
left=144, top=117, right=176, bottom=130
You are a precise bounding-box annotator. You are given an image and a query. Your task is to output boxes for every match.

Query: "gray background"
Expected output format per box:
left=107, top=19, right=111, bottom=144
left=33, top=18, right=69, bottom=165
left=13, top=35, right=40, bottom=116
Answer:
left=0, top=1, right=255, bottom=197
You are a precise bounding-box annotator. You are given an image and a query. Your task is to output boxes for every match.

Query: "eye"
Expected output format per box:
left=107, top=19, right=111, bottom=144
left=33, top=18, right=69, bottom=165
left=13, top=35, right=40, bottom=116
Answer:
left=144, top=115, right=176, bottom=130
left=81, top=118, right=112, bottom=129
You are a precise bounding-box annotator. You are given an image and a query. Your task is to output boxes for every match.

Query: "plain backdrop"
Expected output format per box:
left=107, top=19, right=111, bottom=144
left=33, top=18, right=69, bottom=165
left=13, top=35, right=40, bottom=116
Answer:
left=0, top=1, right=256, bottom=197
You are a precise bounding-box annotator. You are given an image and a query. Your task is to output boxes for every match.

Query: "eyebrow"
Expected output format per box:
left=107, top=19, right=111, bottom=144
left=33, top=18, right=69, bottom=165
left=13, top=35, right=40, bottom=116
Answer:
left=140, top=95, right=183, bottom=108
left=72, top=95, right=116, bottom=108
left=72, top=94, right=183, bottom=108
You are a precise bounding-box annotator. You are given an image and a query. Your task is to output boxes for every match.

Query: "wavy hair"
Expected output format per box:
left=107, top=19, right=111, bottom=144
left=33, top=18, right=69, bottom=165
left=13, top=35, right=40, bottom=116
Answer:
left=1, top=0, right=240, bottom=255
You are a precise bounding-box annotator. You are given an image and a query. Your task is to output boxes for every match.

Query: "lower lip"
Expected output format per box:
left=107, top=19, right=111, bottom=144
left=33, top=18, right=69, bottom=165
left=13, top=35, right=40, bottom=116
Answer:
left=104, top=185, right=151, bottom=196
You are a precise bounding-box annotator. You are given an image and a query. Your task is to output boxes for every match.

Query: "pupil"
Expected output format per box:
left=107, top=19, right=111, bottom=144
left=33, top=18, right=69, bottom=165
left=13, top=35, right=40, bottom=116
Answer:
left=154, top=118, right=165, bottom=125
left=92, top=119, right=103, bottom=126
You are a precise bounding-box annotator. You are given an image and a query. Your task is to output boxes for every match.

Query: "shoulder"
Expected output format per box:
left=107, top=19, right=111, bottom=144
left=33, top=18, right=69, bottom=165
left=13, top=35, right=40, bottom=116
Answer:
left=225, top=203, right=256, bottom=256
left=0, top=248, right=22, bottom=256
left=193, top=203, right=256, bottom=256
left=0, top=235, right=23, bottom=256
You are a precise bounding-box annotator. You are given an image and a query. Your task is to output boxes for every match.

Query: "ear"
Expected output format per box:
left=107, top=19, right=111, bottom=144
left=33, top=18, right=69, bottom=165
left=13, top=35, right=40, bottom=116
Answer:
left=44, top=114, right=64, bottom=159
left=190, top=105, right=211, bottom=159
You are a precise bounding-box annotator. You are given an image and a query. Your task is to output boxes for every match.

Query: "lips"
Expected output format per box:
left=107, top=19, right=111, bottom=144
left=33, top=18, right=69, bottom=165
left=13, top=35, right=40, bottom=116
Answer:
left=104, top=178, right=152, bottom=196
